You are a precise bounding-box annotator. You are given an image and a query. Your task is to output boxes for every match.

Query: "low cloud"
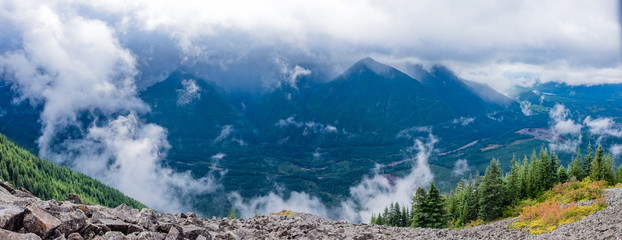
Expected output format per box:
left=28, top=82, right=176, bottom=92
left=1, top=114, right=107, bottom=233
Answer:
left=177, top=79, right=201, bottom=105
left=213, top=125, right=234, bottom=143
left=452, top=116, right=475, bottom=126
left=274, top=58, right=311, bottom=91
left=519, top=100, right=533, bottom=116
left=231, top=128, right=437, bottom=223
left=452, top=159, right=470, bottom=176
left=584, top=116, right=622, bottom=144
left=0, top=3, right=220, bottom=213
left=547, top=104, right=582, bottom=153
left=275, top=116, right=338, bottom=135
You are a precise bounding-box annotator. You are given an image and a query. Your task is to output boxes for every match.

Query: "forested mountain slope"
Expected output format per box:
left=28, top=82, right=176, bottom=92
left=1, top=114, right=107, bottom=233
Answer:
left=0, top=132, right=145, bottom=209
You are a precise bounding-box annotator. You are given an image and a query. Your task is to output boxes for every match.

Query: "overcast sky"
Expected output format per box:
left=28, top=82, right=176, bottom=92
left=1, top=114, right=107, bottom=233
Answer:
left=1, top=0, right=620, bottom=93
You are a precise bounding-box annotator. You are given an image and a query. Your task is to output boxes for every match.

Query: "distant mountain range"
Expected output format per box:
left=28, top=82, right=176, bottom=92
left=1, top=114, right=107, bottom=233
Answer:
left=3, top=57, right=622, bottom=216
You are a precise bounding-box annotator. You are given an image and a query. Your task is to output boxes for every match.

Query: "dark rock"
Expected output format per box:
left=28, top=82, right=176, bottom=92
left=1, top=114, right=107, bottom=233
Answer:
left=0, top=228, right=41, bottom=240
left=164, top=226, right=182, bottom=240
left=67, top=232, right=84, bottom=240
left=0, top=181, right=15, bottom=194
left=93, top=231, right=126, bottom=240
left=23, top=206, right=62, bottom=238
left=98, top=219, right=143, bottom=235
left=79, top=221, right=108, bottom=239
left=57, top=210, right=87, bottom=236
left=15, top=188, right=36, bottom=198
left=0, top=205, right=25, bottom=231
left=65, top=194, right=82, bottom=205
left=182, top=225, right=211, bottom=240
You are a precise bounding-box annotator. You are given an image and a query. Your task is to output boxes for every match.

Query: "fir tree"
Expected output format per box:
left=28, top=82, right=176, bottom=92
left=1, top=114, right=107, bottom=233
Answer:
left=557, top=165, right=568, bottom=183
left=478, top=158, right=504, bottom=221
left=615, top=165, right=622, bottom=184
left=584, top=144, right=593, bottom=177
left=591, top=145, right=605, bottom=181
left=504, top=156, right=520, bottom=205
left=424, top=182, right=447, bottom=228
left=228, top=207, right=237, bottom=219
left=411, top=187, right=427, bottom=228
left=568, top=150, right=584, bottom=180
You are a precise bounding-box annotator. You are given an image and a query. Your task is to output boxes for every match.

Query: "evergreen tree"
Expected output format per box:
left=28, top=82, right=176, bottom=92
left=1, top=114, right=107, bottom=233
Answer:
left=424, top=182, right=447, bottom=228
left=228, top=207, right=237, bottom=219
left=539, top=148, right=552, bottom=190
left=478, top=158, right=505, bottom=221
left=602, top=154, right=614, bottom=184
left=550, top=154, right=560, bottom=184
left=411, top=187, right=427, bottom=227
left=557, top=165, right=568, bottom=183
left=568, top=150, right=584, bottom=180
left=616, top=165, right=622, bottom=184
left=591, top=145, right=605, bottom=181
left=528, top=152, right=540, bottom=197
left=519, top=156, right=529, bottom=199
left=504, top=156, right=520, bottom=205
left=584, top=144, right=593, bottom=177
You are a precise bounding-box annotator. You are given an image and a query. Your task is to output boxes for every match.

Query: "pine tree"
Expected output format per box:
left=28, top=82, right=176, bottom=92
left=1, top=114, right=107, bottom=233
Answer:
left=602, top=154, right=614, bottom=184
left=557, top=165, right=568, bottom=183
left=591, top=145, right=605, bottom=181
left=568, top=150, right=584, bottom=180
left=550, top=154, right=560, bottom=184
left=528, top=152, right=540, bottom=197
left=424, top=182, right=447, bottom=228
left=228, top=207, right=237, bottom=219
left=615, top=165, right=622, bottom=184
left=584, top=144, right=593, bottom=177
left=463, top=176, right=479, bottom=224
left=539, top=148, right=551, bottom=190
left=504, top=156, right=520, bottom=205
left=478, top=158, right=504, bottom=221
left=411, top=187, right=427, bottom=228
left=519, top=156, right=529, bottom=199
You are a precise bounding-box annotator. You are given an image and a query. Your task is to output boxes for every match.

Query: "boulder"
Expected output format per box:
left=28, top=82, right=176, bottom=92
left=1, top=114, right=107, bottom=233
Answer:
left=65, top=194, right=82, bottom=204
left=182, top=225, right=211, bottom=240
left=0, top=228, right=41, bottom=240
left=0, top=205, right=25, bottom=231
left=164, top=226, right=182, bottom=240
left=57, top=210, right=87, bottom=236
left=67, top=232, right=84, bottom=240
left=98, top=219, right=143, bottom=235
left=23, top=206, right=62, bottom=238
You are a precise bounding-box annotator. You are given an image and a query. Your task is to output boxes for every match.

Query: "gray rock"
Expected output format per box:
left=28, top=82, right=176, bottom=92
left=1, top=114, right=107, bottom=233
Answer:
left=23, top=206, right=62, bottom=238
left=67, top=232, right=84, bottom=240
left=0, top=228, right=41, bottom=240
left=181, top=225, right=210, bottom=240
left=66, top=194, right=82, bottom=204
left=0, top=204, right=25, bottom=231
left=57, top=209, right=87, bottom=236
left=164, top=226, right=182, bottom=240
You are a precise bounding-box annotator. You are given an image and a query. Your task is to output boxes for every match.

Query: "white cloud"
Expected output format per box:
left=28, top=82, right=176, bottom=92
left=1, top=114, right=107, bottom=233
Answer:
left=176, top=79, right=201, bottom=105
left=452, top=116, right=475, bottom=126
left=273, top=58, right=311, bottom=90
left=213, top=125, right=233, bottom=143
left=275, top=116, right=339, bottom=135
left=2, top=0, right=618, bottom=92
left=0, top=2, right=219, bottom=213
left=547, top=104, right=582, bottom=153
left=452, top=159, right=470, bottom=176
left=519, top=100, right=533, bottom=116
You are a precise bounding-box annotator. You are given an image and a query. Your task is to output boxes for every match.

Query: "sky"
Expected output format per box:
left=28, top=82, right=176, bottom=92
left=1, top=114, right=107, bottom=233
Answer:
left=0, top=0, right=621, bottom=218
left=1, top=0, right=620, bottom=93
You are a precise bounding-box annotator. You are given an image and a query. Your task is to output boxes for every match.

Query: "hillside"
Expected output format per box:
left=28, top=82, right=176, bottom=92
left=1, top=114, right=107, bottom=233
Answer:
left=0, top=132, right=145, bottom=209
left=0, top=177, right=618, bottom=239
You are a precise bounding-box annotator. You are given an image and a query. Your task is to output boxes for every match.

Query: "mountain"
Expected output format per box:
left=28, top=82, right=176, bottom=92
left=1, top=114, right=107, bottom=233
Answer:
left=0, top=132, right=144, bottom=209
left=305, top=57, right=457, bottom=136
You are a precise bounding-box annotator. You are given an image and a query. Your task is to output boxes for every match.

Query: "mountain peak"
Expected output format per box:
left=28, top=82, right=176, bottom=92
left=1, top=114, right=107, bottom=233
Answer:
left=349, top=57, right=393, bottom=76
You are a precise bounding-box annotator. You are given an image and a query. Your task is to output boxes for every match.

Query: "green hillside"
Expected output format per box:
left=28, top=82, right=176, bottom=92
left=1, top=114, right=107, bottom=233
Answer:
left=0, top=132, right=145, bottom=209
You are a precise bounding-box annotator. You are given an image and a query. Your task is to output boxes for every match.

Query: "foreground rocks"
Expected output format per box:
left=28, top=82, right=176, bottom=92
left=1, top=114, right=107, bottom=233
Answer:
left=0, top=180, right=620, bottom=239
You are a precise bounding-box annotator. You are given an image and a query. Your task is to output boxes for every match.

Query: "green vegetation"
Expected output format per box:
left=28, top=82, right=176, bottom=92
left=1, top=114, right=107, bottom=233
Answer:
left=228, top=207, right=237, bottom=219
left=0, top=133, right=145, bottom=209
left=372, top=145, right=619, bottom=233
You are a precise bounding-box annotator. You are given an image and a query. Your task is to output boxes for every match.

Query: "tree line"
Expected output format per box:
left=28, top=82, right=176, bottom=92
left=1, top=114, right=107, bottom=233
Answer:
left=0, top=133, right=145, bottom=209
left=371, top=144, right=621, bottom=228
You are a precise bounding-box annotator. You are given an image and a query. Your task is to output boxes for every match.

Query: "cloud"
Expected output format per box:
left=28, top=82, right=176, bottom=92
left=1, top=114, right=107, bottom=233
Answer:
left=231, top=127, right=437, bottom=223
left=452, top=116, right=475, bottom=126
left=275, top=116, right=339, bottom=135
left=547, top=104, right=582, bottom=153
left=176, top=79, right=201, bottom=105
left=213, top=125, right=233, bottom=143
left=452, top=159, right=470, bottom=176
left=2, top=0, right=619, bottom=93
left=584, top=116, right=622, bottom=142
left=519, top=100, right=533, bottom=116
left=611, top=144, right=622, bottom=159
left=273, top=58, right=311, bottom=90
left=0, top=2, right=219, bottom=213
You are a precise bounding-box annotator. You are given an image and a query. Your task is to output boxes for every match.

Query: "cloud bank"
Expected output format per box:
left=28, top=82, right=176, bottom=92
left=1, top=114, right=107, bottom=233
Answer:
left=0, top=1, right=219, bottom=213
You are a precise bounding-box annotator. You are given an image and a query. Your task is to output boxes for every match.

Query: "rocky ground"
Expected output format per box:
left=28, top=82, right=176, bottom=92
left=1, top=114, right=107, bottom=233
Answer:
left=0, top=180, right=621, bottom=240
